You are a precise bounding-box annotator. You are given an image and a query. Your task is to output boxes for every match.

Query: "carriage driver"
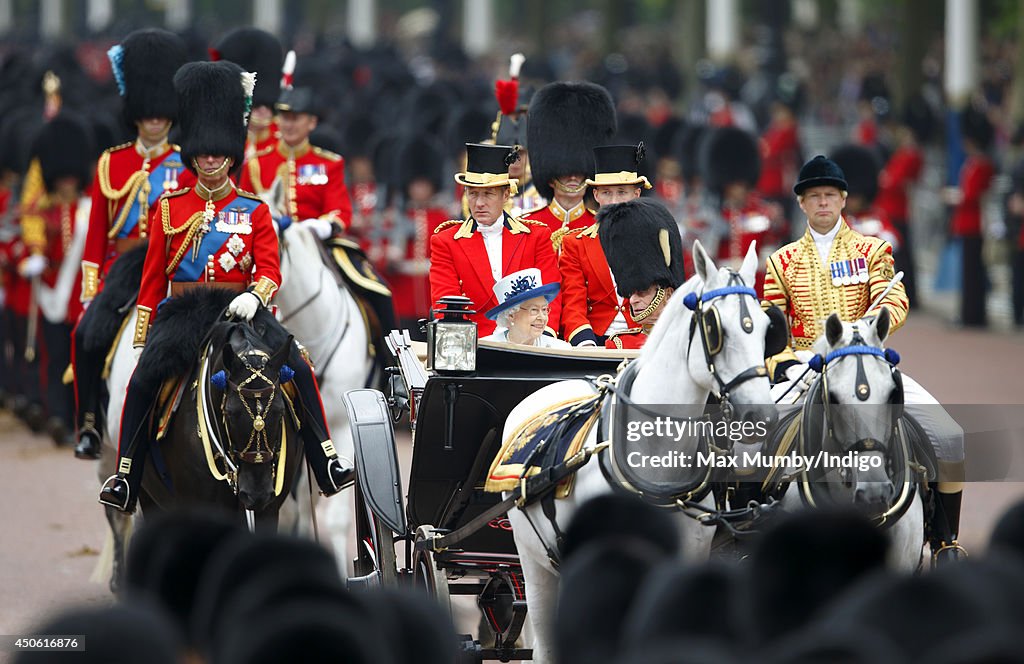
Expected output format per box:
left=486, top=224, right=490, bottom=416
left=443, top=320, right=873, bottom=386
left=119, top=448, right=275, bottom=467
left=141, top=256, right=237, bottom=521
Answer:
left=597, top=198, right=687, bottom=350
left=99, top=61, right=353, bottom=513
left=763, top=155, right=966, bottom=561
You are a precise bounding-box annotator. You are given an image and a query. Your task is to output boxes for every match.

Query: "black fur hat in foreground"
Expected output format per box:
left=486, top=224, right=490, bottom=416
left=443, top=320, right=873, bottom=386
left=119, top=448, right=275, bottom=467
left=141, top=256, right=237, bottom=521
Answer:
left=598, top=198, right=686, bottom=298
left=173, top=61, right=248, bottom=174
left=116, top=29, right=188, bottom=126
left=527, top=81, right=617, bottom=201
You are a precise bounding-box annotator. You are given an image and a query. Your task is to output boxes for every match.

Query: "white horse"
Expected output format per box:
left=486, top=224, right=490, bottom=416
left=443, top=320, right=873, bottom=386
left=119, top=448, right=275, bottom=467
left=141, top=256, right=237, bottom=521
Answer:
left=275, top=220, right=375, bottom=574
left=504, top=242, right=777, bottom=663
left=770, top=310, right=925, bottom=570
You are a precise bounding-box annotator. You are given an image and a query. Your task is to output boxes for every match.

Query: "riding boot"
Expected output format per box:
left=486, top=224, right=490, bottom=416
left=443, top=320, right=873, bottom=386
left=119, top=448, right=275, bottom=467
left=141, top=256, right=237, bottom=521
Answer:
left=72, top=323, right=105, bottom=459
left=98, top=375, right=156, bottom=513
left=929, top=488, right=967, bottom=565
left=289, top=348, right=355, bottom=495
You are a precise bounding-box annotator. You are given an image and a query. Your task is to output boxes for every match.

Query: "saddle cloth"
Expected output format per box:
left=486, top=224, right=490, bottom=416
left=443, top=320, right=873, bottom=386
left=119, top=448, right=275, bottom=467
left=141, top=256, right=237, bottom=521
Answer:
left=485, top=396, right=602, bottom=498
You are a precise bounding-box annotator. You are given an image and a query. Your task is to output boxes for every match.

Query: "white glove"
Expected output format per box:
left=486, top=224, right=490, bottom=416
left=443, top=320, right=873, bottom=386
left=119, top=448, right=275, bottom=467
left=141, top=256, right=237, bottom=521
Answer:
left=18, top=254, right=47, bottom=278
left=227, top=291, right=261, bottom=321
left=785, top=362, right=809, bottom=383
left=299, top=217, right=333, bottom=240
left=132, top=345, right=144, bottom=363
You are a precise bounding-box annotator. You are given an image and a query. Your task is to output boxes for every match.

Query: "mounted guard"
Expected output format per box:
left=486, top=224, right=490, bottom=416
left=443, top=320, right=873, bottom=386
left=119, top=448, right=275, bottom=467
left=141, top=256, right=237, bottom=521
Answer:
left=98, top=61, right=353, bottom=514
left=73, top=29, right=191, bottom=459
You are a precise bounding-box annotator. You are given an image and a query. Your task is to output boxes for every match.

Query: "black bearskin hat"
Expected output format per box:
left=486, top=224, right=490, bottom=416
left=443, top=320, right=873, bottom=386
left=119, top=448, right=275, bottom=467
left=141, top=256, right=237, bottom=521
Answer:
left=793, top=155, right=848, bottom=195
left=700, top=126, right=760, bottom=193
left=674, top=124, right=707, bottom=185
left=114, top=29, right=187, bottom=126
left=396, top=135, right=445, bottom=197
left=33, top=111, right=95, bottom=193
left=527, top=81, right=617, bottom=201
left=901, top=94, right=935, bottom=143
left=211, top=28, right=283, bottom=109
left=830, top=144, right=880, bottom=203
left=598, top=198, right=686, bottom=297
left=961, top=106, right=994, bottom=150
left=174, top=61, right=247, bottom=175
left=342, top=112, right=377, bottom=160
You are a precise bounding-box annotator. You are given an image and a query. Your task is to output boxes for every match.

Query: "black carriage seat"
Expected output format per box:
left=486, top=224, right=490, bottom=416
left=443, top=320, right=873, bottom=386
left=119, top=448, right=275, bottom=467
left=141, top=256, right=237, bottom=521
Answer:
left=405, top=341, right=634, bottom=555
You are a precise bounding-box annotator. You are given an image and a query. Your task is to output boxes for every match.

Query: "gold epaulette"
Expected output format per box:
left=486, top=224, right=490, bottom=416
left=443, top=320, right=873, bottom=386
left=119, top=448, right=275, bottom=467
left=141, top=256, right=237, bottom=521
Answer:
left=311, top=146, right=342, bottom=162
left=161, top=187, right=191, bottom=199
left=105, top=141, right=134, bottom=154
left=433, top=219, right=464, bottom=234
left=519, top=218, right=547, bottom=228
left=251, top=144, right=275, bottom=159
left=236, top=188, right=263, bottom=202
left=170, top=143, right=181, bottom=152
left=550, top=226, right=571, bottom=252
left=576, top=223, right=599, bottom=240
left=522, top=203, right=546, bottom=217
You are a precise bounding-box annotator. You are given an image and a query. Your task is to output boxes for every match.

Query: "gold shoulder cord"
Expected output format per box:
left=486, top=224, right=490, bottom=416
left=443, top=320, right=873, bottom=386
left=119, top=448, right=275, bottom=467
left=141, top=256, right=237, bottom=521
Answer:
left=162, top=197, right=206, bottom=276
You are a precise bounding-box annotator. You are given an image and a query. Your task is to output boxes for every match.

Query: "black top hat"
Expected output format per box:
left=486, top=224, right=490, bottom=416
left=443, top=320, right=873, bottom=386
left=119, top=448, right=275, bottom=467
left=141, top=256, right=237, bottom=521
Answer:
left=113, top=29, right=187, bottom=126
left=585, top=144, right=651, bottom=189
left=174, top=61, right=248, bottom=174
left=275, top=87, right=317, bottom=116
left=598, top=198, right=686, bottom=297
left=454, top=143, right=519, bottom=192
left=793, top=155, right=848, bottom=195
left=211, top=28, right=283, bottom=109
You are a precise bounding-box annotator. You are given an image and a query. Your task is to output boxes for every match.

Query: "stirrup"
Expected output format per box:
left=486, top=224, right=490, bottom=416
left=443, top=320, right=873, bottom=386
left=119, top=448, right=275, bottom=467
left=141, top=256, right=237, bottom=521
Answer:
left=931, top=540, right=968, bottom=566
left=98, top=475, right=134, bottom=514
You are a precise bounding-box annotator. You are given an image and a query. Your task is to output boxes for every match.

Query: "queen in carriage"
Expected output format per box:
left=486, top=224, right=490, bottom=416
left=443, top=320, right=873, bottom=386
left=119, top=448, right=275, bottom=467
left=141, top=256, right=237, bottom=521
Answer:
left=481, top=268, right=570, bottom=349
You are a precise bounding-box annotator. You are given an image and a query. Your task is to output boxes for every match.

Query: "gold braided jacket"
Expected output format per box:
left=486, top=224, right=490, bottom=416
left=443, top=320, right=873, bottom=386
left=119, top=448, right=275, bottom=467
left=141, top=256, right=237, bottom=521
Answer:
left=762, top=220, right=908, bottom=375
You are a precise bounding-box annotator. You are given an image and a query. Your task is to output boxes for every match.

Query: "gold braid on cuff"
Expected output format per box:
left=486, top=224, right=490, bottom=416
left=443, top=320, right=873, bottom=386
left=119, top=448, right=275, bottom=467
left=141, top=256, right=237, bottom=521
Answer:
left=80, top=261, right=100, bottom=302
left=133, top=306, right=152, bottom=347
left=250, top=276, right=278, bottom=308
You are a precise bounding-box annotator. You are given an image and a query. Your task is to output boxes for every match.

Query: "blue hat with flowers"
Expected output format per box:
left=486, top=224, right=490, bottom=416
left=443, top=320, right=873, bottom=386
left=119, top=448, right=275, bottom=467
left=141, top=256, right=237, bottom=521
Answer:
left=485, top=268, right=560, bottom=320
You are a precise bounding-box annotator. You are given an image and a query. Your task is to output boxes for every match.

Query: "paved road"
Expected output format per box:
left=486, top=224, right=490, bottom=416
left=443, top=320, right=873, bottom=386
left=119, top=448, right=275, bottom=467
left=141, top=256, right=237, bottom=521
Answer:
left=1, top=313, right=1022, bottom=648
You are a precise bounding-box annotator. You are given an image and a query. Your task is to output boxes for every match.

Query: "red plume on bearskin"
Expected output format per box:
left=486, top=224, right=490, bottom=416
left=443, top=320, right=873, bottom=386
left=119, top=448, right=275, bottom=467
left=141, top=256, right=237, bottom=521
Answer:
left=495, top=79, right=519, bottom=116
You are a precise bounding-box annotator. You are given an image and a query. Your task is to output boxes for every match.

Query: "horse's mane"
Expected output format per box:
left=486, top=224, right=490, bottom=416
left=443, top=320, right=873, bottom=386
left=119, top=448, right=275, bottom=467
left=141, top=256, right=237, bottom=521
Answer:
left=636, top=274, right=701, bottom=366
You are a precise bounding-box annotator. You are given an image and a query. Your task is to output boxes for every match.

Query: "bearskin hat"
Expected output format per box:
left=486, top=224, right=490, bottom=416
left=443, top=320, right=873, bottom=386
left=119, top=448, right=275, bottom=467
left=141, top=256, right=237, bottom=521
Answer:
left=396, top=135, right=445, bottom=197
left=700, top=126, right=760, bottom=193
left=527, top=81, right=617, bottom=201
left=674, top=124, right=707, bottom=185
left=33, top=111, right=95, bottom=193
left=447, top=106, right=492, bottom=160
left=174, top=61, right=248, bottom=175
left=901, top=94, right=935, bottom=143
left=961, top=105, right=994, bottom=150
left=830, top=144, right=880, bottom=203
left=113, top=29, right=187, bottom=126
left=211, top=28, right=283, bottom=109
left=598, top=198, right=686, bottom=298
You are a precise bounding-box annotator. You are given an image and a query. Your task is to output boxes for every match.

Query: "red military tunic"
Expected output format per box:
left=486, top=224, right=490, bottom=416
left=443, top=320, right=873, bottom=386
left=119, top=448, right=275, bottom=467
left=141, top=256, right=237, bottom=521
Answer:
left=844, top=206, right=903, bottom=252
left=348, top=180, right=379, bottom=251
left=756, top=121, right=800, bottom=201
left=387, top=205, right=449, bottom=322
left=246, top=120, right=279, bottom=161
left=605, top=326, right=649, bottom=349
left=134, top=186, right=280, bottom=343
left=429, top=214, right=561, bottom=337
left=239, top=139, right=353, bottom=230
left=82, top=141, right=193, bottom=301
left=558, top=223, right=637, bottom=345
left=950, top=155, right=994, bottom=238
left=523, top=200, right=596, bottom=251
left=876, top=145, right=923, bottom=225
left=34, top=198, right=88, bottom=324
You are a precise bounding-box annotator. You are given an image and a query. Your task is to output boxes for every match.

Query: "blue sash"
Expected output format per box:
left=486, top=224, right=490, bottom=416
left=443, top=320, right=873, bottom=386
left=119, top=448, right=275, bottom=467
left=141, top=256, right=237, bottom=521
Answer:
left=173, top=195, right=261, bottom=282
left=118, top=151, right=186, bottom=238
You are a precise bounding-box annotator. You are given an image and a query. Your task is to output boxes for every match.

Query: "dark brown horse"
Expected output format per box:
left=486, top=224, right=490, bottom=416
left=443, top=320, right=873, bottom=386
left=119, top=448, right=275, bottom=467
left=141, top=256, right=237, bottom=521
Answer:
left=136, top=297, right=304, bottom=533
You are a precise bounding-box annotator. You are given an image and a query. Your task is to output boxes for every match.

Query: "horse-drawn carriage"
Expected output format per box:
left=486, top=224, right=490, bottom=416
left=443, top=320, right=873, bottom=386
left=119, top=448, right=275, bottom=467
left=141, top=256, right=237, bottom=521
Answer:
left=343, top=328, right=636, bottom=662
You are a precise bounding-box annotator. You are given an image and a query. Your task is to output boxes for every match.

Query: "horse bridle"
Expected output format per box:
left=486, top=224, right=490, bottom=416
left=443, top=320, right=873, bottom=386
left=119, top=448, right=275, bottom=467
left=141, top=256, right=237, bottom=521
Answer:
left=221, top=349, right=283, bottom=465
left=683, top=271, right=770, bottom=419
left=812, top=327, right=904, bottom=455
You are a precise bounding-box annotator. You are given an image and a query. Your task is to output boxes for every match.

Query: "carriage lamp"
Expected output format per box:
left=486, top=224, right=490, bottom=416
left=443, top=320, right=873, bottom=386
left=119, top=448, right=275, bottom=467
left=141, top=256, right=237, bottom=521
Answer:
left=427, top=296, right=478, bottom=374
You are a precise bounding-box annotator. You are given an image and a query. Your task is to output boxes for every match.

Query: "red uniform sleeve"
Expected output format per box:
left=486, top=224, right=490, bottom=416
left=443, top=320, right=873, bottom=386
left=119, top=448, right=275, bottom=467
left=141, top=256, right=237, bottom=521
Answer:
left=961, top=159, right=994, bottom=205
left=250, top=203, right=282, bottom=291
left=237, top=161, right=255, bottom=193
left=136, top=200, right=170, bottom=317
left=83, top=166, right=110, bottom=271
left=322, top=157, right=353, bottom=230
left=428, top=232, right=461, bottom=306
left=557, top=235, right=591, bottom=341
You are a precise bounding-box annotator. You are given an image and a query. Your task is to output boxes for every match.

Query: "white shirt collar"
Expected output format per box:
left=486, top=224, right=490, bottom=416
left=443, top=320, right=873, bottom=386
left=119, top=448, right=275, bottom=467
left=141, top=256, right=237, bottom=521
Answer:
left=809, top=217, right=842, bottom=263
left=476, top=218, right=505, bottom=237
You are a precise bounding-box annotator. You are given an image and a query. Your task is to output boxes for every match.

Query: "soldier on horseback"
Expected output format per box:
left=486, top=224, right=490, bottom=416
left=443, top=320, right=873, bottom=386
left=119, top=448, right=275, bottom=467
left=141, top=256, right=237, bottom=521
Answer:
left=73, top=29, right=191, bottom=460
left=99, top=61, right=353, bottom=513
left=763, top=155, right=966, bottom=562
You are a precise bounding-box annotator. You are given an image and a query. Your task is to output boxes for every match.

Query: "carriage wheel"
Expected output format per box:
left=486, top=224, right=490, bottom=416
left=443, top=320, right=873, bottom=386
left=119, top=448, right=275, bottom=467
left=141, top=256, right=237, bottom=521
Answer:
left=411, top=524, right=452, bottom=622
left=353, top=485, right=398, bottom=585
